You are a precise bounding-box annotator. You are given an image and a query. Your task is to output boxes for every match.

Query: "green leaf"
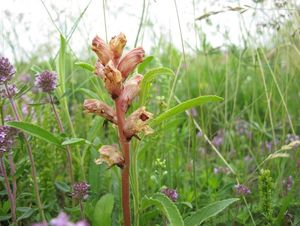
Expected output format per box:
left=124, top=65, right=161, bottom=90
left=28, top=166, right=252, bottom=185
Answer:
left=6, top=121, right=62, bottom=146
left=54, top=181, right=71, bottom=193
left=142, top=193, right=184, bottom=226
left=77, top=88, right=101, bottom=100
left=151, top=95, right=223, bottom=126
left=140, top=67, right=175, bottom=105
left=93, top=193, right=114, bottom=226
left=138, top=55, right=154, bottom=73
left=184, top=198, right=239, bottom=226
left=75, top=61, right=95, bottom=72
left=17, top=207, right=35, bottom=221
left=62, top=137, right=91, bottom=146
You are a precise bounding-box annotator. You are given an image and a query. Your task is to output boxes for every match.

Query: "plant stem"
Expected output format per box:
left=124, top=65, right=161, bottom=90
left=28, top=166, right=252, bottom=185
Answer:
left=48, top=94, right=74, bottom=185
left=79, top=200, right=84, bottom=219
left=4, top=83, right=46, bottom=222
left=115, top=99, right=131, bottom=226
left=0, top=157, right=16, bottom=225
left=7, top=151, right=17, bottom=205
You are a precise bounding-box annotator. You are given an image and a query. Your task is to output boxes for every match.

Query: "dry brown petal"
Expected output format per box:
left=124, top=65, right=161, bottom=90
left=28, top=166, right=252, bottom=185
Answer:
left=109, top=33, right=127, bottom=63
left=117, top=47, right=145, bottom=80
left=124, top=106, right=154, bottom=140
left=92, top=35, right=112, bottom=65
left=103, top=61, right=124, bottom=99
left=83, top=99, right=117, bottom=124
left=95, top=145, right=124, bottom=168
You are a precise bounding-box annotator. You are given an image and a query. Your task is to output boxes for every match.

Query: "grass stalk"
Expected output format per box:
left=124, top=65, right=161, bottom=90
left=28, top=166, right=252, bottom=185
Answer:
left=4, top=83, right=46, bottom=222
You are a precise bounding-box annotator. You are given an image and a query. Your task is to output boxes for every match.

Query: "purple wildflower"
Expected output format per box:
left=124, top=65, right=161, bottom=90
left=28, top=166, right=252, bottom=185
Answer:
left=72, top=182, right=90, bottom=200
left=32, top=212, right=89, bottom=226
left=261, top=139, right=279, bottom=153
left=212, top=129, right=224, bottom=147
left=283, top=176, right=293, bottom=194
left=196, top=130, right=202, bottom=138
left=0, top=125, right=16, bottom=153
left=1, top=84, right=18, bottom=98
left=234, top=184, right=251, bottom=195
left=213, top=166, right=231, bottom=175
left=0, top=57, right=16, bottom=84
left=35, top=71, right=57, bottom=93
left=235, top=119, right=252, bottom=138
left=161, top=187, right=178, bottom=202
left=285, top=134, right=300, bottom=149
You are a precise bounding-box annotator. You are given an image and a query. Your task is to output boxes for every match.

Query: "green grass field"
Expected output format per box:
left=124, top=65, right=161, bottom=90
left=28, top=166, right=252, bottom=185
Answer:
left=1, top=1, right=300, bottom=225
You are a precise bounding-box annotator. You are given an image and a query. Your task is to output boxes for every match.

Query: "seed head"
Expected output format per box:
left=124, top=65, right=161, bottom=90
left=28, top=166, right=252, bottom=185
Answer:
left=0, top=57, right=16, bottom=84
left=35, top=71, right=57, bottom=93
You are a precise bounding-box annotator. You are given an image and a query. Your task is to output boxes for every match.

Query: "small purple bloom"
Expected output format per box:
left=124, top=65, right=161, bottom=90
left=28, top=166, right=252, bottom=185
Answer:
left=234, top=184, right=251, bottom=195
left=35, top=70, right=57, bottom=93
left=50, top=212, right=69, bottom=226
left=212, top=129, right=224, bottom=147
left=72, top=182, right=90, bottom=200
left=0, top=125, right=17, bottom=153
left=161, top=187, right=178, bottom=202
left=285, top=134, right=300, bottom=149
left=283, top=176, right=293, bottom=194
left=1, top=84, right=18, bottom=98
left=235, top=119, right=252, bottom=138
left=214, top=166, right=231, bottom=175
left=0, top=57, right=16, bottom=84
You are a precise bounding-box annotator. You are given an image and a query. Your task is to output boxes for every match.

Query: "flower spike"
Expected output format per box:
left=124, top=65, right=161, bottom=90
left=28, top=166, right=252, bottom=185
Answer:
left=92, top=35, right=112, bottom=66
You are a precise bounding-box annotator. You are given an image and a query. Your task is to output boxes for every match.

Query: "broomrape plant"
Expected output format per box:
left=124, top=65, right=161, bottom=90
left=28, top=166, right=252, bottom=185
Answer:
left=83, top=33, right=152, bottom=226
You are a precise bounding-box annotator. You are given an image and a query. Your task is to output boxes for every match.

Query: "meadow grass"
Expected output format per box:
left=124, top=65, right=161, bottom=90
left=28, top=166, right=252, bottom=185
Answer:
left=1, top=1, right=300, bottom=225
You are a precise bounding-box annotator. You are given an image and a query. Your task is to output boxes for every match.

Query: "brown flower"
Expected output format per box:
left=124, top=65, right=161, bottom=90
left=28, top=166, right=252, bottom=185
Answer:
left=95, top=145, right=124, bottom=168
left=109, top=33, right=127, bottom=63
left=119, top=74, right=143, bottom=112
left=117, top=47, right=145, bottom=80
left=103, top=61, right=124, bottom=99
left=92, top=35, right=112, bottom=65
left=124, top=106, right=153, bottom=140
left=83, top=99, right=117, bottom=124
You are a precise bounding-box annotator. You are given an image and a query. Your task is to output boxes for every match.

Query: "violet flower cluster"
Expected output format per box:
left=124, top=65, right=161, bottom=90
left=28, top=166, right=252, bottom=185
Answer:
left=32, top=212, right=89, bottom=226
left=161, top=188, right=179, bottom=202
left=234, top=184, right=251, bottom=195
left=72, top=182, right=90, bottom=200
left=35, top=70, right=58, bottom=93
left=0, top=125, right=17, bottom=154
left=0, top=56, right=16, bottom=84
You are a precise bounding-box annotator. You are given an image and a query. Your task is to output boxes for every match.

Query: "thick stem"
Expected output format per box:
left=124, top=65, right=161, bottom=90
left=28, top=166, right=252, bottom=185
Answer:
left=49, top=94, right=74, bottom=185
left=115, top=99, right=131, bottom=226
left=0, top=157, right=17, bottom=225
left=4, top=83, right=46, bottom=222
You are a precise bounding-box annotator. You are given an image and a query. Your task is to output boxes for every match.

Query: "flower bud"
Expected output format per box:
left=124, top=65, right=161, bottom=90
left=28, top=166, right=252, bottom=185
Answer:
left=117, top=47, right=145, bottom=80
left=109, top=33, right=127, bottom=63
left=91, top=35, right=112, bottom=65
left=95, top=145, right=124, bottom=168
left=118, top=74, right=143, bottom=112
left=103, top=61, right=123, bottom=99
left=83, top=99, right=117, bottom=124
left=124, top=106, right=153, bottom=140
left=95, top=60, right=104, bottom=78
